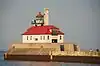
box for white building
[22,8,64,43]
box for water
[0,51,99,66]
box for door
[60,45,64,51]
[52,39,57,43]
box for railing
[51,51,100,57]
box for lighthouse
[4,8,97,64]
[22,8,64,43]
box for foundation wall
[64,44,75,51]
[12,43,60,51]
[11,43,79,51]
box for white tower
[44,8,49,26]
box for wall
[22,35,64,43]
[52,51,99,56]
[76,45,80,51]
[58,35,64,43]
[11,43,77,51]
[64,44,75,51]
[22,35,51,43]
[12,43,61,51]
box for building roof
[22,25,64,35]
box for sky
[0,0,100,50]
[0,0,100,66]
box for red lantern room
[36,12,44,18]
[31,12,44,26]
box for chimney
[44,8,49,26]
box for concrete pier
[4,48,100,64]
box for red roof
[22,25,64,35]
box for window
[40,36,42,40]
[27,36,28,40]
[52,39,57,43]
[47,36,49,40]
[35,38,38,41]
[43,36,45,40]
[30,36,32,40]
[60,36,62,40]
[35,25,37,26]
